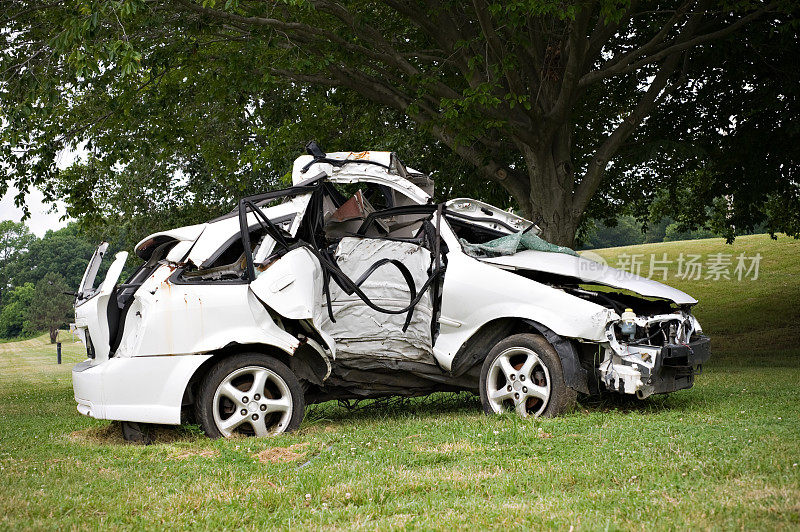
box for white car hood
[481,250,697,305]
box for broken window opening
[237,182,448,334]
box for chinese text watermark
[578,252,762,281]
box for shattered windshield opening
[460,227,578,258]
[445,211,576,258]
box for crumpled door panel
[249,247,323,321]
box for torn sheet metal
[134,224,206,260]
[316,237,436,368]
[186,194,311,267]
[292,151,431,205]
[445,198,532,234]
[77,241,109,299]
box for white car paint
[293,152,431,205]
[481,250,697,305]
[432,222,615,371]
[77,241,108,299]
[445,198,533,234]
[134,223,206,258]
[73,354,212,424]
[74,251,128,361]
[186,195,311,267]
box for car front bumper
[599,333,711,397]
[650,335,711,394]
[658,335,712,369]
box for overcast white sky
[0,146,83,237]
[0,187,69,237]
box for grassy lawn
[1,234,798,530]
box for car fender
[446,316,591,395]
[434,251,613,371]
[520,319,590,394]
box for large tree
[28,272,73,343]
[1,0,797,246]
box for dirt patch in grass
[69,422,192,445]
[253,443,309,463]
[173,449,219,459]
[413,440,479,453]
[69,423,127,445]
[720,478,800,512]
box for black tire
[479,333,576,418]
[195,353,305,438]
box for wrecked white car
[71,147,711,439]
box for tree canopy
[0,220,36,304]
[1,0,798,246]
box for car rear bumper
[72,354,213,425]
[72,359,102,418]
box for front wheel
[479,333,576,418]
[196,354,305,438]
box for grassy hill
[0,234,798,530]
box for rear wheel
[479,333,576,418]
[196,354,305,438]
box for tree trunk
[49,327,58,344]
[515,127,582,248]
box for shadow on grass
[305,391,483,424]
[304,388,701,426]
[69,421,203,446]
[577,390,698,414]
[69,389,702,444]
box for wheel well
[450,317,541,377]
[449,317,590,394]
[180,343,292,415]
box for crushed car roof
[135,151,431,264]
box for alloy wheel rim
[212,365,293,437]
[486,347,551,417]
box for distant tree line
[580,214,771,249]
[0,220,111,341]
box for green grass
[1,234,798,530]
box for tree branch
[574,53,682,211]
[544,4,593,128]
[579,1,776,88]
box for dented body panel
[432,241,614,371]
[119,278,300,358]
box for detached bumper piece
[651,335,711,394]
